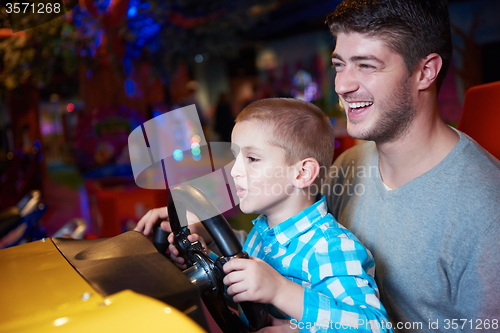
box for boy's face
[230,120,295,217]
[332,32,417,143]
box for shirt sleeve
[299,234,392,333]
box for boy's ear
[293,158,320,189]
[417,53,442,91]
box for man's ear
[417,53,443,91]
[293,158,320,189]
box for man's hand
[134,207,171,236]
[134,207,207,238]
[134,207,213,270]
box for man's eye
[332,62,344,73]
[360,64,376,70]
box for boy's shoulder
[306,213,364,247]
[294,199,371,253]
[291,199,364,248]
[290,213,375,275]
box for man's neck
[376,101,459,189]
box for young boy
[137,98,391,332]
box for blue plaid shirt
[243,195,392,333]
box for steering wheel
[153,184,268,333]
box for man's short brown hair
[326,0,452,91]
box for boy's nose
[230,154,244,178]
[335,67,360,96]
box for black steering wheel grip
[153,184,268,333]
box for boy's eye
[247,156,259,162]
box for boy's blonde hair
[236,98,335,178]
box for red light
[66,103,75,112]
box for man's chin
[346,127,369,141]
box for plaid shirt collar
[251,195,329,247]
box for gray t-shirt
[325,131,500,332]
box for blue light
[94,33,102,48]
[98,0,110,11]
[148,41,158,52]
[124,58,133,74]
[192,153,201,161]
[127,6,137,18]
[125,78,136,97]
[173,149,184,161]
[150,23,160,34]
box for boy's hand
[223,258,304,320]
[167,232,209,270]
[222,257,284,304]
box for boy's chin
[238,201,254,214]
[239,205,251,214]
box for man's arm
[454,218,500,327]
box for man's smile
[345,100,374,117]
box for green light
[192,147,201,156]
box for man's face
[230,120,294,217]
[332,32,416,143]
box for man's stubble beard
[349,76,416,144]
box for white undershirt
[383,181,393,191]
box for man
[136,1,500,331]
[324,0,500,332]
